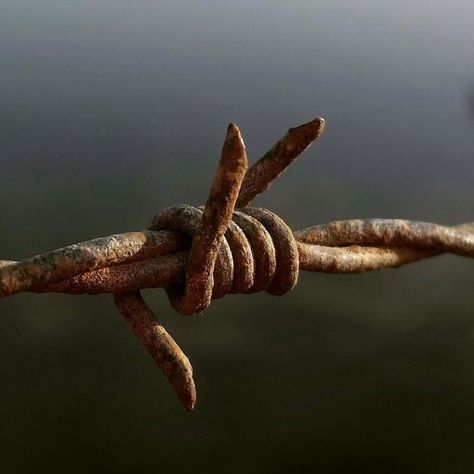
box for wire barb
[153,123,248,315]
[1,117,473,411]
[236,117,325,208]
[114,291,196,410]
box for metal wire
[1,117,472,410]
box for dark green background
[1,1,474,472]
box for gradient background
[1,1,474,472]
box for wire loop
[4,116,473,412]
[150,205,299,314]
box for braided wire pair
[114,120,324,409]
[2,116,474,410]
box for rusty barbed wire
[1,117,473,411]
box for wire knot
[150,205,299,315]
[3,117,474,411]
[0,117,332,409]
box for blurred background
[1,1,474,472]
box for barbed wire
[1,117,473,410]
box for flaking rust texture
[114,291,196,410]
[156,123,249,316]
[1,117,473,410]
[0,230,188,297]
[236,118,325,208]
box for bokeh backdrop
[1,1,474,472]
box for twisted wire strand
[1,116,472,411]
[296,220,474,272]
[150,205,299,305]
[3,219,474,296]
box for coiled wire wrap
[2,116,474,412]
[150,205,299,314]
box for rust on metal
[1,118,473,410]
[114,291,196,411]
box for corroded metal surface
[114,291,196,411]
[2,118,473,410]
[236,117,325,207]
[0,230,188,297]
